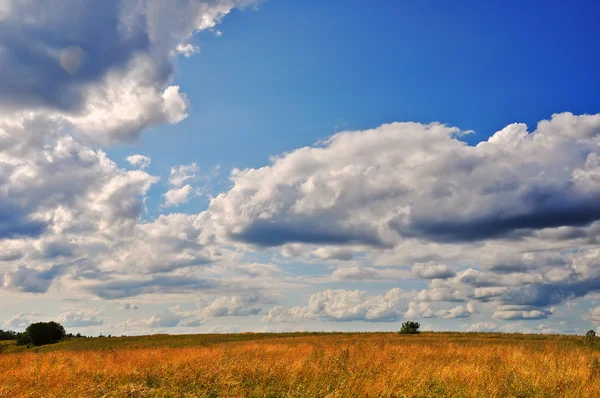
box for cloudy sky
[2,0,600,336]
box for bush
[16,322,66,346]
[400,321,421,334]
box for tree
[586,330,597,344]
[399,321,421,334]
[16,322,66,346]
[0,329,19,340]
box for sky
[1,0,600,336]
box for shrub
[17,322,66,346]
[400,321,421,334]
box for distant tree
[16,322,66,346]
[586,330,597,344]
[16,331,32,346]
[399,321,421,334]
[0,329,19,340]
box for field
[1,332,600,397]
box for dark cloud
[0,207,48,239]
[232,220,387,247]
[397,193,600,243]
[2,263,68,293]
[0,0,151,111]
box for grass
[1,332,599,397]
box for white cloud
[412,262,456,279]
[163,184,193,207]
[206,113,600,255]
[127,155,151,170]
[263,288,410,323]
[169,163,199,187]
[3,312,40,329]
[57,310,104,327]
[123,295,262,329]
[405,302,471,319]
[493,309,550,320]
[199,295,261,317]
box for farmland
[1,332,599,397]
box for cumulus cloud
[412,263,456,279]
[127,155,151,170]
[2,264,67,293]
[493,309,551,320]
[262,288,410,323]
[0,0,258,144]
[199,295,261,317]
[57,309,104,327]
[405,302,471,319]
[163,184,193,207]
[0,115,162,295]
[3,312,40,329]
[124,295,262,329]
[206,113,600,250]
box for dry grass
[1,332,599,397]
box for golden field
[1,332,600,397]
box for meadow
[1,332,599,397]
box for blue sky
[108,0,600,215]
[2,0,600,335]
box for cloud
[583,306,600,327]
[127,155,151,170]
[2,264,68,293]
[163,184,193,207]
[199,295,261,317]
[57,310,104,327]
[124,295,262,329]
[412,263,456,279]
[493,309,551,320]
[0,0,258,144]
[206,113,600,249]
[3,312,40,329]
[147,309,189,328]
[405,302,471,319]
[262,288,410,323]
[332,266,410,281]
[169,163,199,187]
[86,274,222,299]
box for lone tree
[16,322,66,346]
[586,330,597,344]
[399,321,421,334]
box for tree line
[0,322,91,347]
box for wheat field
[1,332,599,397]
